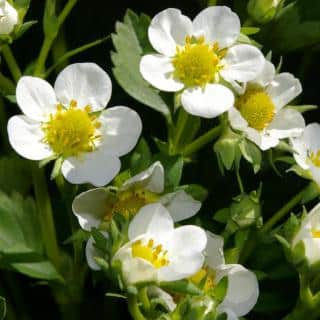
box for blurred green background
[2,0,320,319]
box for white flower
[112,203,207,285]
[292,202,320,265]
[72,161,201,231]
[229,59,305,150]
[291,123,320,186]
[8,63,142,187]
[0,0,18,35]
[190,232,259,320]
[140,6,264,118]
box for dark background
[3,0,320,319]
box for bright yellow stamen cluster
[309,150,320,168]
[172,35,226,87]
[132,239,169,268]
[311,229,320,238]
[104,189,160,221]
[236,87,276,131]
[42,100,101,157]
[189,267,215,292]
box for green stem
[172,108,189,152]
[34,0,78,76]
[128,295,146,320]
[236,169,244,193]
[261,184,315,234]
[1,45,22,82]
[138,287,151,313]
[0,73,15,95]
[32,164,61,269]
[45,35,110,77]
[182,124,223,156]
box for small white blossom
[229,59,305,150]
[292,202,320,265]
[8,63,142,186]
[112,203,207,285]
[140,6,265,118]
[0,0,18,35]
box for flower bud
[247,0,282,24]
[0,1,18,35]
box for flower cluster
[3,2,320,320]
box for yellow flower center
[42,100,101,157]
[311,229,320,238]
[309,150,320,168]
[172,35,226,87]
[132,239,169,268]
[189,267,215,292]
[236,87,276,131]
[104,189,160,221]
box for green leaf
[12,261,63,281]
[153,155,184,190]
[239,139,262,173]
[0,297,5,320]
[0,192,41,255]
[111,10,170,116]
[130,138,152,175]
[263,1,320,52]
[160,280,202,295]
[15,20,37,39]
[213,208,230,224]
[0,155,32,195]
[241,26,260,35]
[177,184,208,202]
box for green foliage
[43,0,59,38]
[111,10,170,116]
[262,0,320,52]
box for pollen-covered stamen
[189,267,215,292]
[42,100,101,158]
[103,189,160,221]
[236,87,275,131]
[131,238,169,268]
[309,150,320,168]
[172,35,226,87]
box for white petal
[113,245,157,285]
[303,123,320,153]
[85,233,108,271]
[267,73,302,110]
[267,108,305,139]
[61,150,121,187]
[217,264,259,317]
[220,44,264,83]
[148,8,193,56]
[0,1,18,34]
[128,203,174,243]
[148,286,176,312]
[290,136,309,170]
[160,190,201,222]
[205,231,225,269]
[181,84,234,118]
[193,6,240,48]
[140,54,183,92]
[99,106,142,157]
[169,225,207,257]
[7,115,53,160]
[16,77,57,121]
[253,60,276,87]
[54,63,112,111]
[159,251,205,282]
[72,188,111,231]
[309,164,320,188]
[246,127,279,151]
[228,107,248,131]
[122,161,165,193]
